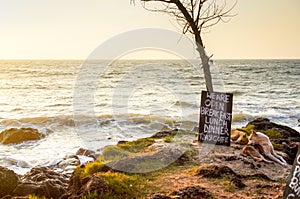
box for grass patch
[272,142,282,151]
[117,138,155,153]
[81,191,99,199]
[222,183,236,193]
[262,129,282,139]
[276,178,286,183]
[97,138,155,163]
[98,145,131,163]
[74,161,107,178]
[164,136,172,143]
[207,174,236,193]
[28,195,46,199]
[97,171,139,198]
[82,161,105,177]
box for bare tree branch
[133,0,237,92]
[138,0,236,40]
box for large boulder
[12,166,68,198]
[0,128,45,145]
[61,174,109,199]
[106,146,184,173]
[247,118,299,139]
[0,166,19,197]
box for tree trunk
[195,36,214,93]
[170,0,214,92]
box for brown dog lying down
[242,145,272,163]
[244,130,287,166]
[231,129,249,145]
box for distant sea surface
[0,59,299,174]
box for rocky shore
[0,118,299,198]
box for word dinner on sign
[198,91,233,146]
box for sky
[0,0,299,60]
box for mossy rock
[76,161,111,177]
[272,142,282,151]
[247,118,299,139]
[117,138,155,153]
[262,128,282,139]
[98,145,131,163]
[67,169,140,198]
[151,129,178,139]
[97,137,155,164]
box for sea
[0,59,299,174]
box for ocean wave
[47,103,70,108]
[2,157,31,168]
[174,101,198,108]
[0,115,75,127]
[0,114,178,131]
[228,90,243,96]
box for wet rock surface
[52,155,81,177]
[0,150,92,198]
[76,148,96,158]
[0,128,45,145]
[248,118,299,139]
[0,166,19,197]
[12,166,68,198]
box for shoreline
[0,117,299,198]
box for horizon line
[0,58,300,61]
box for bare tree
[132,0,236,92]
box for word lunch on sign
[198,91,233,146]
[283,148,300,199]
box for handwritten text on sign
[283,148,300,199]
[198,91,233,146]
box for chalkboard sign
[198,91,233,146]
[283,147,300,199]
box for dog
[242,145,272,163]
[247,130,286,166]
[231,129,249,145]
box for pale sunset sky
[0,0,299,59]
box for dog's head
[247,130,257,145]
[236,133,249,145]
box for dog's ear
[250,130,256,135]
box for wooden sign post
[283,147,300,199]
[198,91,233,146]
